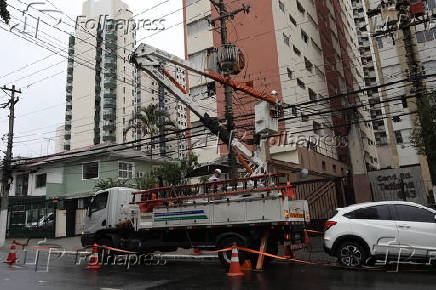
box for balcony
[102,135,116,142]
[105,52,117,59]
[68,49,74,56]
[104,72,117,78]
[66,104,72,111]
[64,145,71,151]
[67,76,73,83]
[103,124,116,131]
[66,93,72,102]
[104,62,117,70]
[64,134,71,140]
[67,67,73,74]
[66,85,73,93]
[106,33,117,42]
[103,113,116,120]
[65,124,71,131]
[68,36,75,46]
[103,102,116,109]
[104,80,117,89]
[104,93,116,99]
[105,42,117,50]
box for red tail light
[324,221,337,232]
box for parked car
[324,201,436,267]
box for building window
[297,78,305,89]
[313,121,321,134]
[289,14,297,26]
[394,130,403,144]
[296,1,305,14]
[283,33,290,46]
[287,68,293,79]
[15,174,29,196]
[278,0,284,12]
[308,88,317,100]
[293,45,301,56]
[301,29,308,43]
[322,161,326,171]
[83,162,99,180]
[35,173,47,188]
[119,162,134,179]
[304,57,313,72]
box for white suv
[324,201,436,267]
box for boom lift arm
[130,43,283,176]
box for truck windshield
[89,191,109,214]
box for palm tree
[124,104,176,158]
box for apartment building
[352,0,399,169]
[184,0,379,201]
[63,0,186,159]
[364,0,435,193]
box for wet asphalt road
[1,250,436,290]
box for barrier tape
[8,240,435,273]
[305,229,323,235]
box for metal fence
[294,178,347,222]
[7,198,57,238]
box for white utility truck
[81,173,310,266]
[81,43,311,266]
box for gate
[7,197,57,238]
[293,178,348,229]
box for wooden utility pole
[0,85,21,247]
[209,0,250,179]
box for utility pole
[209,0,250,179]
[367,0,436,193]
[0,85,21,247]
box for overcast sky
[0,0,184,157]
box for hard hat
[215,169,222,174]
[271,90,278,96]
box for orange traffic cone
[4,243,18,265]
[283,241,294,259]
[240,259,253,271]
[226,245,244,277]
[192,247,202,255]
[303,230,311,244]
[86,244,102,270]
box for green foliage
[94,178,130,190]
[0,0,10,25]
[132,175,158,190]
[124,104,176,138]
[410,91,436,160]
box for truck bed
[135,195,309,230]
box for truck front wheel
[217,236,249,268]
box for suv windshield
[89,191,109,214]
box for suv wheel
[337,241,367,267]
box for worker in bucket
[208,168,222,182]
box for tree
[94,178,130,190]
[132,175,158,190]
[0,0,9,24]
[153,154,200,187]
[410,90,436,185]
[124,104,176,158]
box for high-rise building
[184,0,379,201]
[352,0,399,169]
[362,0,436,193]
[63,0,186,159]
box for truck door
[83,191,109,234]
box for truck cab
[81,187,136,247]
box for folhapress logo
[75,15,166,34]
